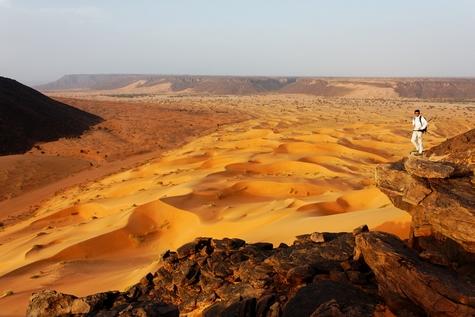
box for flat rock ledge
[404,155,456,179]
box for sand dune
[297,187,390,216]
[0,94,474,316]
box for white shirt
[412,115,428,131]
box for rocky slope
[35,75,294,95]
[26,129,475,316]
[27,228,390,317]
[0,77,102,155]
[395,79,475,99]
[425,127,475,168]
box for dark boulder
[355,231,475,317]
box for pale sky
[1,0,475,85]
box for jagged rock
[418,178,475,252]
[404,155,455,178]
[298,232,340,244]
[352,224,369,236]
[256,294,277,317]
[27,290,91,317]
[425,128,475,170]
[355,231,475,317]
[286,264,316,284]
[311,232,342,243]
[26,289,178,317]
[27,227,475,317]
[94,302,179,317]
[309,300,344,317]
[211,238,246,251]
[418,249,451,266]
[146,232,374,314]
[375,162,432,207]
[27,232,383,316]
[376,160,475,255]
[365,128,475,315]
[176,237,211,258]
[282,280,380,317]
[203,297,266,317]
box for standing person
[411,109,428,155]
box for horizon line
[35,73,475,84]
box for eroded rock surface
[26,289,179,317]
[27,234,387,317]
[403,155,456,178]
[425,128,475,169]
[376,130,475,255]
[365,129,475,316]
[355,231,475,317]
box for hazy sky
[1,0,475,85]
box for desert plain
[1,81,474,316]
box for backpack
[419,116,428,133]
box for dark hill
[0,77,102,155]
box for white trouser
[411,131,423,153]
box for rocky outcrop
[376,160,475,254]
[375,129,475,257]
[426,128,475,170]
[26,290,179,317]
[28,227,475,317]
[27,230,475,317]
[27,231,393,317]
[355,231,475,317]
[361,129,475,316]
[403,155,456,178]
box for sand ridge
[0,95,474,316]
